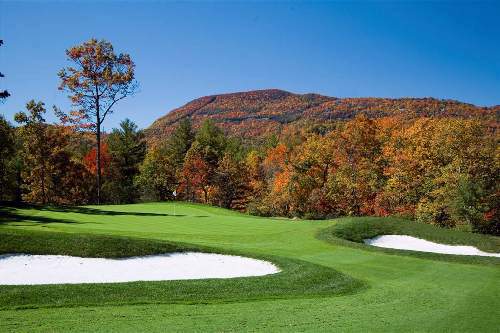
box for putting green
[1,203,499,332]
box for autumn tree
[262,143,288,179]
[378,117,499,234]
[267,168,293,216]
[213,152,249,209]
[416,120,497,231]
[42,127,93,205]
[245,150,266,203]
[15,101,91,204]
[0,40,10,102]
[180,150,211,202]
[58,38,137,204]
[83,143,111,177]
[253,143,292,216]
[15,101,50,203]
[287,134,336,217]
[327,115,383,216]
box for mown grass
[0,228,198,258]
[0,203,499,332]
[0,227,363,310]
[318,216,500,265]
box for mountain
[146,89,499,142]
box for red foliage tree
[180,152,211,203]
[83,143,111,176]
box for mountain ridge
[146,89,499,142]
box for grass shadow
[0,206,80,225]
[39,205,215,218]
[39,206,181,217]
[0,204,210,226]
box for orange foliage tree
[58,39,137,204]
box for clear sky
[1,1,499,130]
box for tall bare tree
[58,38,137,203]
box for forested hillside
[1,88,498,235]
[146,89,499,143]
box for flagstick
[173,190,177,216]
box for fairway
[1,202,499,332]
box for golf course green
[1,202,499,332]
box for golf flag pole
[173,190,177,216]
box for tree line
[1,111,498,235]
[0,38,498,235]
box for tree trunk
[347,149,359,215]
[96,97,101,205]
[96,122,101,205]
[203,187,208,203]
[41,161,46,204]
[15,164,22,202]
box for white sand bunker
[364,235,500,257]
[0,252,280,285]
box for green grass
[0,202,499,332]
[0,228,362,309]
[0,227,199,258]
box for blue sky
[1,1,499,129]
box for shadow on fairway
[39,206,175,217]
[0,206,82,225]
[39,206,212,218]
[0,205,211,226]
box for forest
[0,39,498,235]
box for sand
[0,252,280,285]
[364,235,500,257]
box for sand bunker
[0,252,280,285]
[364,235,500,257]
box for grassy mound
[318,216,500,264]
[0,228,199,258]
[0,228,364,310]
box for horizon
[1,1,499,130]
[159,87,500,106]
